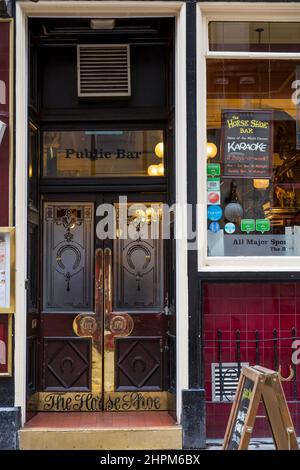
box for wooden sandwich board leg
[262,376,298,450]
[254,365,298,450]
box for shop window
[209,22,300,53]
[42,129,164,178]
[206,24,300,259]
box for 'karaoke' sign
[221,110,273,178]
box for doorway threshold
[19,412,182,450]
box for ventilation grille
[211,362,249,402]
[77,44,131,98]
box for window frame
[197,3,300,272]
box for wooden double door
[28,194,173,413]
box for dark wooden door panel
[43,337,91,391]
[41,314,78,337]
[116,336,164,391]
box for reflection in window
[209,22,300,52]
[43,130,164,178]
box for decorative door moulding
[0,227,15,314]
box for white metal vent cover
[211,362,249,402]
[77,44,131,98]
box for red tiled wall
[204,282,300,439]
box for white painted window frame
[15,1,188,425]
[197,2,300,272]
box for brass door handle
[95,248,104,314]
[104,247,112,315]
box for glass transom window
[43,130,164,178]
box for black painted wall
[39,44,168,121]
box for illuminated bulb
[155,142,164,159]
[148,164,159,176]
[157,163,164,176]
[146,207,153,217]
[29,164,33,178]
[253,179,270,190]
[207,142,218,159]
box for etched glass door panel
[43,203,94,312]
[113,203,164,312]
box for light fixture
[157,163,164,176]
[147,163,164,176]
[133,206,162,225]
[253,179,270,190]
[0,120,7,146]
[90,19,115,30]
[148,164,159,176]
[207,142,218,159]
[154,142,164,159]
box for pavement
[206,438,300,450]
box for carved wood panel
[43,338,91,391]
[115,337,163,391]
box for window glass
[209,22,300,52]
[207,59,300,256]
[42,130,164,178]
[43,203,94,312]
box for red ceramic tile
[261,283,281,298]
[246,299,264,316]
[231,315,247,331]
[243,283,264,298]
[280,298,296,315]
[246,315,264,331]
[228,300,246,317]
[228,283,247,298]
[204,315,214,331]
[213,299,231,315]
[203,298,214,315]
[295,299,300,315]
[280,283,296,298]
[213,315,230,330]
[205,283,233,299]
[203,283,213,297]
[204,331,215,342]
[263,314,279,331]
[263,298,280,316]
[295,284,300,297]
[279,315,296,331]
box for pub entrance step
[19,411,182,450]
